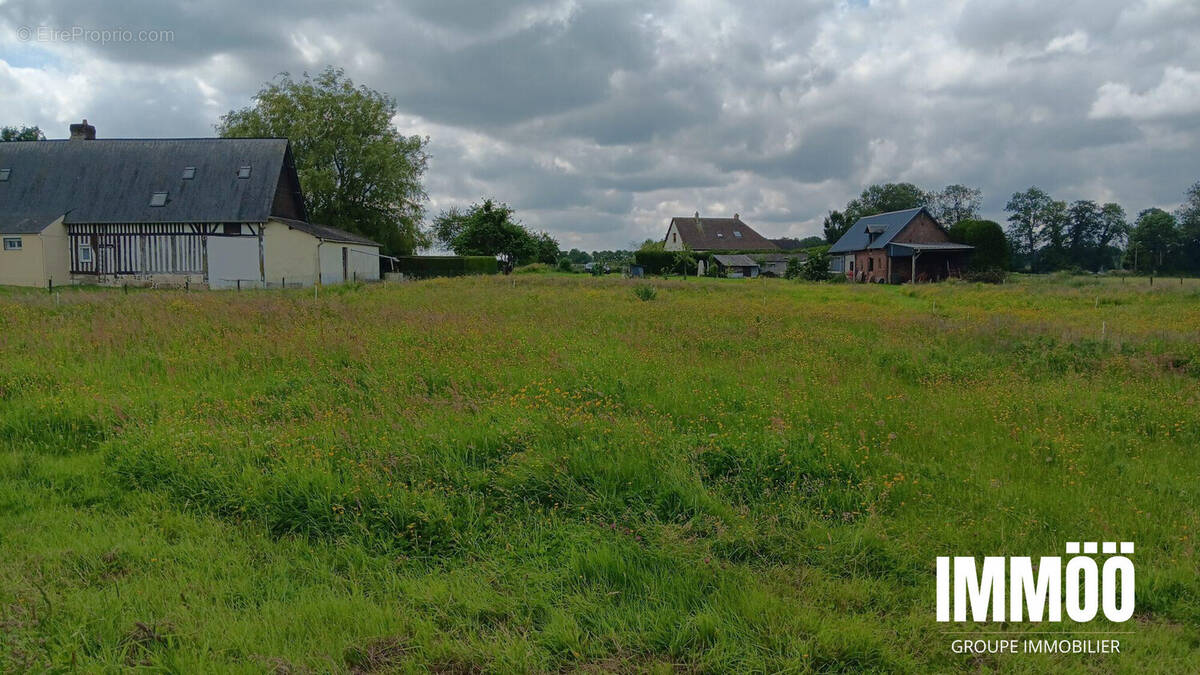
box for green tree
[591,250,634,266]
[533,232,561,265]
[784,256,803,280]
[822,210,849,244]
[775,235,825,250]
[1177,182,1200,274]
[672,248,697,277]
[1066,200,1102,265]
[217,67,430,256]
[948,220,1010,271]
[930,184,982,226]
[843,183,932,227]
[1129,208,1179,272]
[566,248,592,264]
[1039,200,1070,270]
[432,199,556,266]
[800,247,832,281]
[1064,200,1128,271]
[1004,187,1054,266]
[1,125,44,141]
[1095,203,1129,271]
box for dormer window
[0,168,10,182]
[237,166,251,179]
[733,230,743,238]
[182,167,196,180]
[716,233,724,238]
[149,191,168,207]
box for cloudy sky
[2,1,1198,249]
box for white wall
[263,220,319,286]
[346,245,380,281]
[207,236,261,289]
[319,243,380,284]
[664,222,682,251]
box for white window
[3,237,21,250]
[79,243,93,263]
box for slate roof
[829,207,933,254]
[273,217,379,247]
[0,214,66,235]
[712,254,760,267]
[0,138,301,233]
[668,216,779,251]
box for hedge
[395,256,499,278]
[634,250,714,275]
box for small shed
[756,252,805,277]
[712,254,760,278]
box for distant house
[756,252,804,277]
[711,254,760,278]
[664,213,779,253]
[828,207,972,283]
[663,212,784,275]
[0,120,380,289]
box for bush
[963,267,1008,284]
[949,220,1010,271]
[633,284,657,301]
[634,250,679,275]
[800,249,832,281]
[784,257,803,280]
[395,256,498,278]
[556,258,573,272]
[514,263,552,274]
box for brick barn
[828,207,972,283]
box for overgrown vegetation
[1,276,1197,671]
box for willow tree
[218,67,429,255]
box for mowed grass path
[0,275,1197,672]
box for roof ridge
[858,206,925,219]
[7,137,290,143]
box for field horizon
[1,274,1197,672]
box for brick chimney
[69,119,96,140]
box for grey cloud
[1,0,1199,250]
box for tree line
[820,181,1200,274]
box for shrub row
[634,250,715,275]
[395,256,498,278]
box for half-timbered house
[0,121,380,288]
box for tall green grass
[0,275,1197,671]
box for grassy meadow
[1,274,1198,672]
